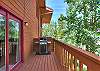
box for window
[9,19,21,69]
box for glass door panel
[0,14,6,71]
[8,19,20,68]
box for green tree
[42,0,100,55]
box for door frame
[0,6,24,71]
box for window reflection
[9,19,20,68]
[0,14,6,71]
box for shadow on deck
[12,53,67,71]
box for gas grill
[38,37,49,55]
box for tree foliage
[42,0,100,55]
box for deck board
[12,53,67,71]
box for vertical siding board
[0,0,24,19]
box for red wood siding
[0,0,39,61]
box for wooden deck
[12,53,67,71]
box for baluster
[62,48,64,66]
[74,57,77,71]
[61,46,63,65]
[68,52,70,70]
[57,44,61,64]
[65,50,68,68]
[64,49,66,67]
[65,50,67,68]
[55,42,57,56]
[66,51,68,68]
[70,54,73,71]
[79,61,83,71]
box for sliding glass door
[0,8,22,71]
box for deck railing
[53,39,100,71]
[33,37,100,71]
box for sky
[46,0,67,21]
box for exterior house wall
[0,0,39,61]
